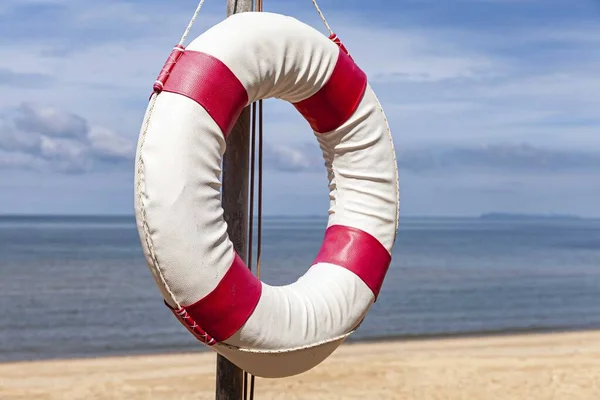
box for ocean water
[1,215,600,362]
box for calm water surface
[1,215,599,361]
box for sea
[1,215,600,362]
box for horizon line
[0,213,596,220]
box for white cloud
[0,103,133,173]
[261,140,600,173]
[0,150,44,170]
[88,126,134,160]
[264,142,321,172]
[14,102,88,139]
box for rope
[245,4,263,398]
[178,0,206,46]
[245,101,260,400]
[248,103,257,273]
[135,94,182,310]
[246,98,263,400]
[247,100,263,282]
[256,99,263,280]
[310,0,333,36]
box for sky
[0,0,599,217]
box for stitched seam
[175,307,217,346]
[135,93,181,309]
[370,88,400,243]
[217,329,355,353]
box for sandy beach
[1,330,599,399]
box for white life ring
[134,11,399,378]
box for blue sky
[0,0,599,216]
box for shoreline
[350,322,600,343]
[1,329,599,399]
[4,323,600,365]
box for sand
[1,330,600,399]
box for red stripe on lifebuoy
[293,48,368,134]
[162,50,248,137]
[180,252,262,342]
[312,225,391,299]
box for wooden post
[217,1,254,399]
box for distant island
[479,213,582,221]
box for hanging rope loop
[179,0,207,46]
[310,0,333,36]
[310,0,353,58]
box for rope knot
[329,33,353,60]
[152,45,185,97]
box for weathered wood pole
[217,0,254,399]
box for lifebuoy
[134,11,399,378]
